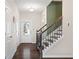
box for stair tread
[58,30,62,31]
[46,39,53,43]
[54,33,62,35]
[50,36,58,39]
[43,42,49,47]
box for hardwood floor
[42,58,73,59]
[13,43,73,59]
[13,43,40,59]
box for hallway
[5,0,73,59]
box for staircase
[36,19,62,59]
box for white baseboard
[43,54,73,58]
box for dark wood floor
[13,43,73,59]
[13,43,40,59]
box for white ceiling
[15,0,52,12]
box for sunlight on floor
[23,48,30,59]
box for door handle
[9,35,12,38]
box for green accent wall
[47,1,62,34]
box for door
[5,4,16,59]
[20,20,32,43]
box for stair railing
[37,24,47,32]
[36,18,62,59]
[36,24,47,59]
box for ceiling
[15,0,52,12]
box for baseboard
[12,47,17,59]
[42,58,73,59]
[20,42,36,44]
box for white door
[5,4,16,59]
[20,20,32,43]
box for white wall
[62,0,73,56]
[19,11,43,43]
[41,8,47,26]
[5,0,20,59]
[43,0,73,58]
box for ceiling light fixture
[23,4,41,12]
[29,8,35,12]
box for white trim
[43,54,73,58]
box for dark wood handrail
[37,24,47,32]
[42,19,62,33]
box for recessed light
[29,8,35,12]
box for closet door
[5,5,14,59]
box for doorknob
[9,35,12,38]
